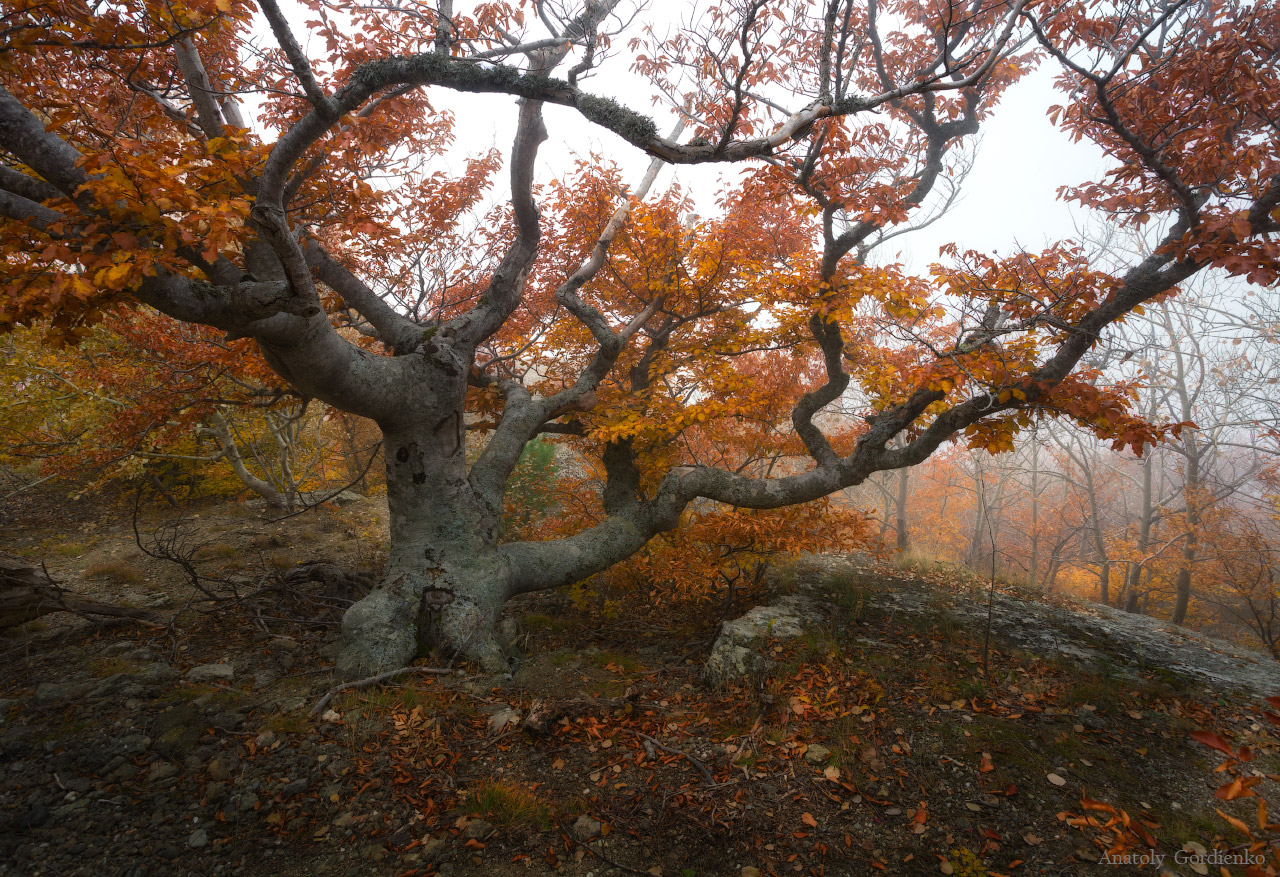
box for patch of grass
[52,539,94,557]
[523,612,567,634]
[585,679,628,698]
[83,558,145,585]
[164,684,246,708]
[87,655,136,677]
[771,564,800,596]
[266,550,295,572]
[896,549,943,576]
[250,533,286,551]
[909,610,964,642]
[194,543,238,560]
[1064,677,1122,713]
[1152,804,1221,848]
[262,712,309,735]
[348,681,433,712]
[1143,666,1197,697]
[590,650,641,672]
[823,570,872,620]
[800,627,843,659]
[468,778,552,830]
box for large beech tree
[0,0,1276,676]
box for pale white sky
[422,67,1110,277]
[271,3,1112,279]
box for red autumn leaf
[1189,730,1235,756]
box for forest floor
[1,492,1278,877]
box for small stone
[803,744,831,765]
[209,712,244,732]
[34,681,89,707]
[20,804,50,828]
[186,664,235,685]
[207,758,231,781]
[320,710,341,723]
[282,778,309,797]
[573,814,603,840]
[419,836,448,863]
[463,818,495,841]
[333,811,356,829]
[134,663,178,685]
[742,869,762,877]
[151,703,203,758]
[188,828,209,849]
[206,782,228,805]
[148,761,179,782]
[254,730,277,748]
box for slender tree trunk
[1071,437,1111,605]
[968,457,987,567]
[203,408,287,509]
[1029,439,1039,586]
[895,465,910,552]
[1164,301,1201,626]
[1123,453,1155,614]
[1171,441,1201,625]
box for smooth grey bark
[200,409,290,510]
[1162,304,1202,626]
[1029,437,1040,586]
[337,415,514,676]
[1077,444,1112,605]
[1123,451,1156,614]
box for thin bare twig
[309,665,461,718]
[558,821,653,876]
[636,731,716,786]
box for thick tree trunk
[335,416,513,678]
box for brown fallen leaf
[1047,773,1067,786]
[801,812,818,828]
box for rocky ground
[1,498,1278,877]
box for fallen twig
[522,688,640,736]
[559,821,653,876]
[309,665,459,718]
[636,731,716,786]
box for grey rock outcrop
[703,596,823,686]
